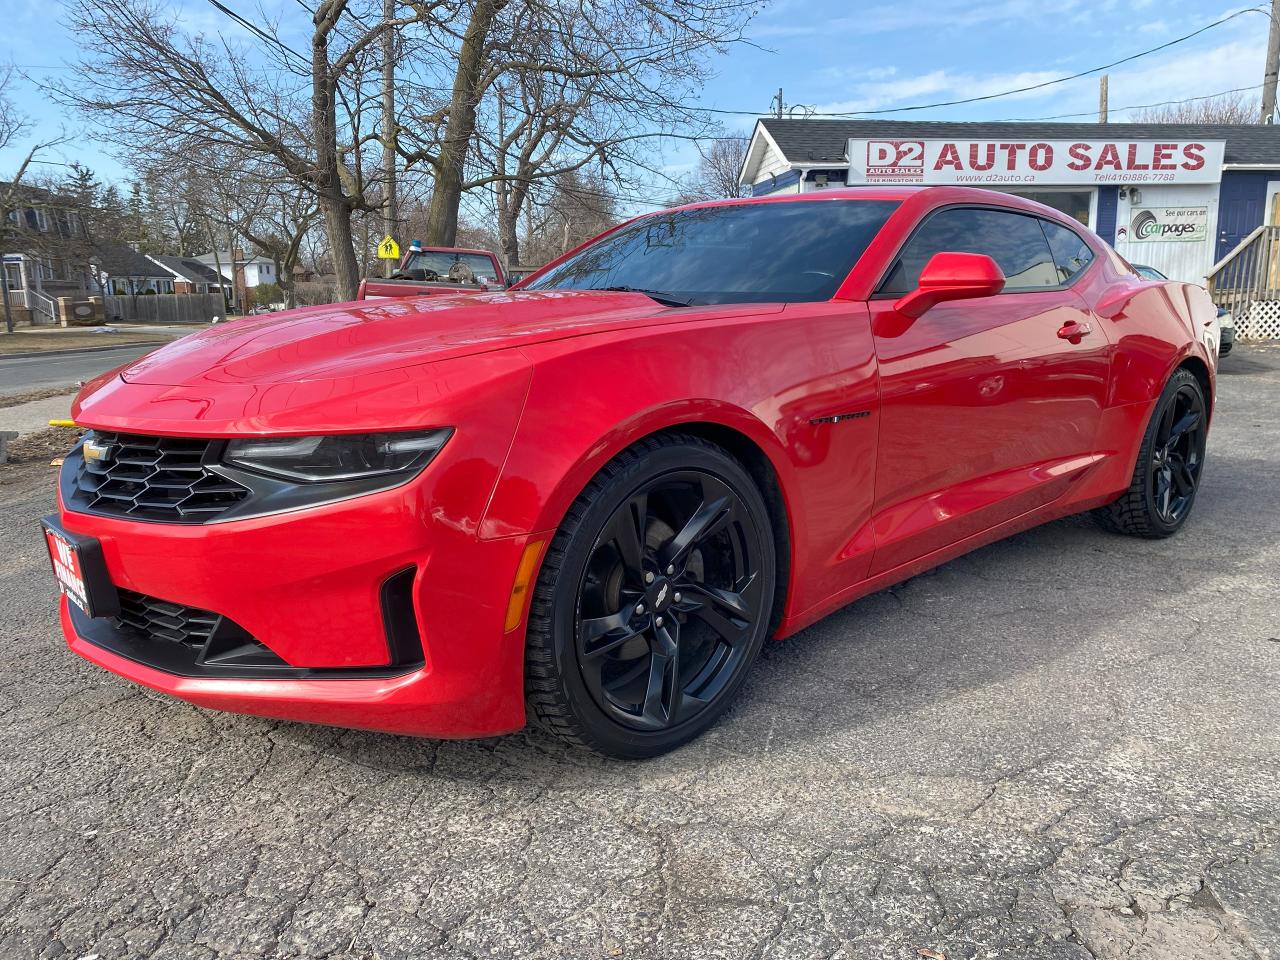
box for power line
[205,0,310,66]
[994,83,1266,122]
[697,5,1268,118]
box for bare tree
[0,65,28,153]
[1130,91,1262,124]
[1,67,71,333]
[58,0,441,300]
[397,0,758,247]
[671,136,750,204]
[520,170,618,266]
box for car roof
[672,185,1073,219]
[411,247,498,257]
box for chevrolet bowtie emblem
[82,439,112,463]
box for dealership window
[1000,190,1092,227]
[880,208,1059,295]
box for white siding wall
[1113,183,1220,284]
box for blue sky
[0,0,1270,202]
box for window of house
[880,207,1060,296]
[4,262,21,291]
[1040,220,1095,284]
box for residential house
[148,254,231,297]
[195,251,278,288]
[2,181,96,324]
[91,245,177,296]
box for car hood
[118,289,782,386]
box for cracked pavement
[1,346,1277,960]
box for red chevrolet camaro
[43,187,1217,757]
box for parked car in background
[356,244,507,300]
[45,187,1217,758]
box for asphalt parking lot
[1,347,1277,960]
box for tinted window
[880,208,1059,295]
[1041,220,1095,283]
[526,200,899,305]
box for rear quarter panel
[1072,260,1216,410]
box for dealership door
[1216,173,1270,261]
[867,207,1110,575]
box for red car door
[866,207,1111,575]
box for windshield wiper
[597,285,695,307]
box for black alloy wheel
[1094,368,1208,538]
[526,435,776,758]
[1148,381,1206,526]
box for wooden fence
[103,293,227,325]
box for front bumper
[54,479,542,739]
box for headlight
[224,429,452,482]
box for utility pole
[1098,75,1109,123]
[381,0,398,277]
[1263,0,1280,123]
[772,88,784,119]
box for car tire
[1093,368,1208,539]
[524,434,776,758]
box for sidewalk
[0,393,75,437]
[0,323,207,358]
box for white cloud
[809,68,1066,115]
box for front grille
[114,589,220,649]
[70,431,250,523]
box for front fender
[479,304,882,624]
[479,356,794,542]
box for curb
[0,340,170,361]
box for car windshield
[402,251,499,283]
[524,199,899,305]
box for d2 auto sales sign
[847,138,1226,186]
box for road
[0,347,1277,960]
[0,344,159,397]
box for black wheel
[1093,368,1208,538]
[525,434,776,758]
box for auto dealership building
[739,119,1280,297]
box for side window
[1040,220,1094,284]
[880,208,1060,295]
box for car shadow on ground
[264,443,1268,783]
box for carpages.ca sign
[847,139,1225,186]
[1117,206,1209,243]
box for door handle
[1057,320,1093,343]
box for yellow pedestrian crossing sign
[377,235,401,260]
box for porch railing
[1206,225,1280,322]
[4,287,58,323]
[26,289,58,324]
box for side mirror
[894,252,1005,319]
